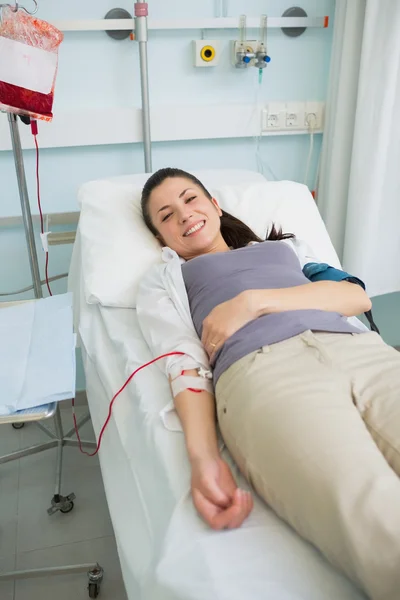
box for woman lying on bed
[136,167,400,600]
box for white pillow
[213,181,340,267]
[78,181,161,309]
[78,178,340,309]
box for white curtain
[318,0,400,297]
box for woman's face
[148,177,229,260]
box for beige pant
[215,331,400,600]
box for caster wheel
[87,564,103,598]
[88,583,100,598]
[60,500,74,514]
[47,493,76,516]
[12,423,25,429]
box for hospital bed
[68,170,367,600]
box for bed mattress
[77,297,366,600]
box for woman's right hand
[190,455,253,530]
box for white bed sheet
[77,295,366,600]
[70,169,366,600]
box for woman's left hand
[201,291,257,362]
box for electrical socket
[285,102,305,129]
[262,102,324,132]
[263,104,284,129]
[304,102,324,129]
[267,113,280,127]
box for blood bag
[0,6,63,121]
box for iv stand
[4,112,98,516]
[8,112,43,299]
[135,0,152,173]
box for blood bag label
[0,36,57,94]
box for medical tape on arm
[168,357,201,380]
[171,369,214,397]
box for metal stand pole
[7,113,43,299]
[7,113,77,515]
[53,404,64,497]
[135,1,152,173]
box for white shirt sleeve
[136,264,213,432]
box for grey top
[181,241,363,384]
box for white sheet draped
[318,0,400,297]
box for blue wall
[1,0,346,391]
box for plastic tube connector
[134,2,148,17]
[30,119,38,136]
[40,232,51,253]
[265,55,271,63]
[243,56,251,64]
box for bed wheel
[87,564,104,598]
[60,499,74,514]
[88,583,100,598]
[12,422,25,429]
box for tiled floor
[0,403,128,600]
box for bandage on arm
[169,369,219,463]
[170,368,213,397]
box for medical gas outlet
[232,40,271,68]
[193,40,220,67]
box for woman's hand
[191,455,253,530]
[201,291,257,362]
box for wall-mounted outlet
[304,101,324,129]
[262,102,325,132]
[285,102,305,129]
[231,40,260,67]
[193,40,220,67]
[267,113,280,127]
[263,103,285,130]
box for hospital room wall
[1,0,398,392]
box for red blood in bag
[0,81,54,119]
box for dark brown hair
[141,167,294,249]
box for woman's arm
[202,281,372,360]
[172,370,253,530]
[172,369,220,463]
[137,266,253,528]
[249,280,372,318]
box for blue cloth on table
[0,293,76,416]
